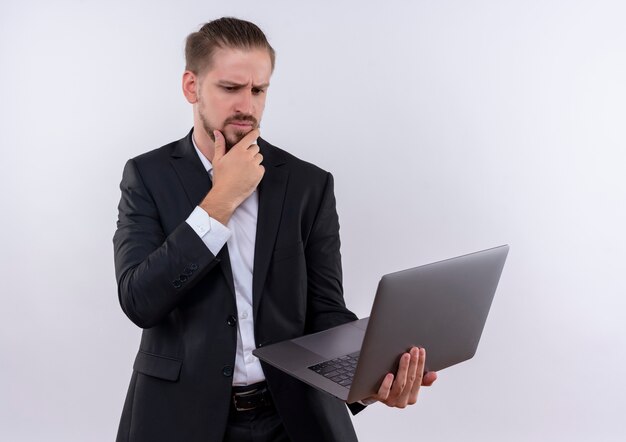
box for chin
[226,128,253,145]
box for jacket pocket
[133,350,182,381]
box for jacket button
[172,279,182,289]
[222,365,233,377]
[189,263,198,271]
[179,274,188,282]
[183,267,193,276]
[226,315,237,327]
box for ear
[182,70,199,104]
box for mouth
[227,121,254,129]
[224,115,258,131]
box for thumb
[213,130,226,160]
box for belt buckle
[233,388,260,412]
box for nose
[234,89,254,115]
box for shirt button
[222,365,233,377]
[240,311,248,319]
[226,315,237,326]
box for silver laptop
[253,245,509,403]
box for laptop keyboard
[308,352,360,388]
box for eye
[222,86,236,92]
[252,88,265,95]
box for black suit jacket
[113,130,361,442]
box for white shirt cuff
[358,398,377,406]
[186,206,231,256]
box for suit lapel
[169,129,236,298]
[253,139,289,320]
[169,130,211,207]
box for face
[191,47,272,150]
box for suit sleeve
[304,172,358,333]
[305,172,368,415]
[113,159,220,328]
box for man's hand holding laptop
[365,347,438,407]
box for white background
[1,0,625,440]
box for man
[113,17,436,442]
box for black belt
[231,381,273,412]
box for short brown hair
[185,17,276,75]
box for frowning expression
[193,47,272,150]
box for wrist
[200,190,236,225]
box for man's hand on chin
[363,347,437,408]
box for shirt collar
[191,132,213,175]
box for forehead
[203,47,273,84]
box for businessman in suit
[113,17,436,442]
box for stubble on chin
[201,116,256,152]
[225,128,253,150]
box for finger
[408,348,427,403]
[213,130,226,160]
[376,373,394,401]
[422,371,438,386]
[388,352,411,402]
[397,347,420,406]
[233,128,260,151]
[248,143,260,155]
[254,153,264,165]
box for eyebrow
[217,80,270,89]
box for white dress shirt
[185,137,265,386]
